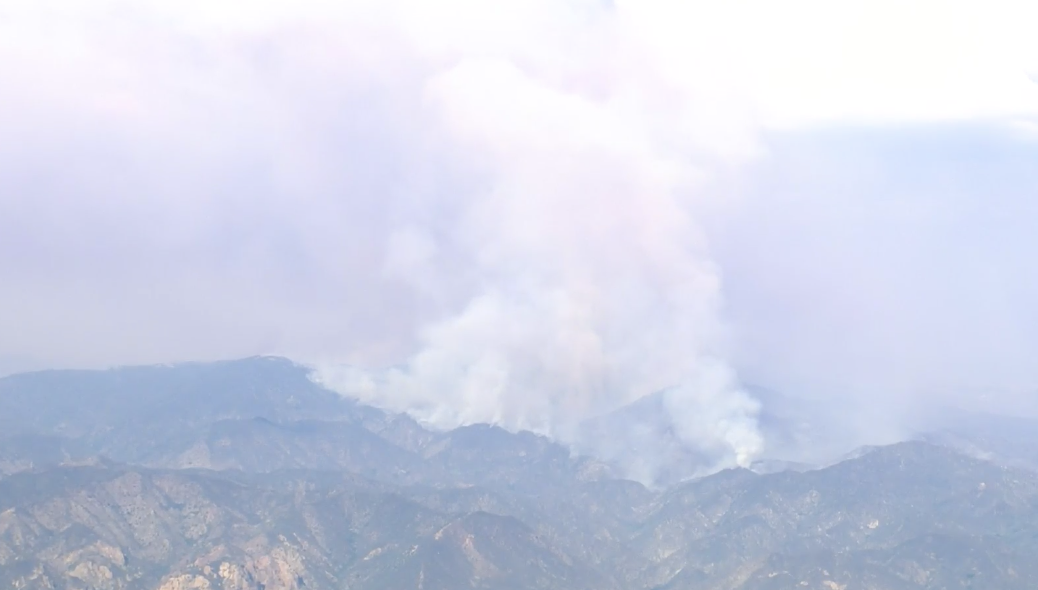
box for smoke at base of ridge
[4,1,1038,483]
[309,19,769,475]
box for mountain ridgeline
[2,357,1038,589]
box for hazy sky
[2,0,1038,465]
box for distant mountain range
[2,356,1038,589]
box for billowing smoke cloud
[301,2,772,473]
[310,0,1038,476]
[3,0,1038,481]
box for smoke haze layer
[3,0,1038,481]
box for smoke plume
[4,0,1038,482]
[312,5,767,474]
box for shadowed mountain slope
[3,358,1038,589]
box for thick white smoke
[311,0,1038,477]
[312,2,768,474]
[5,0,1038,481]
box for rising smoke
[312,2,768,477]
[4,0,1038,484]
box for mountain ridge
[3,357,1038,589]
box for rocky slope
[2,357,1038,589]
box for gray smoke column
[314,7,766,473]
